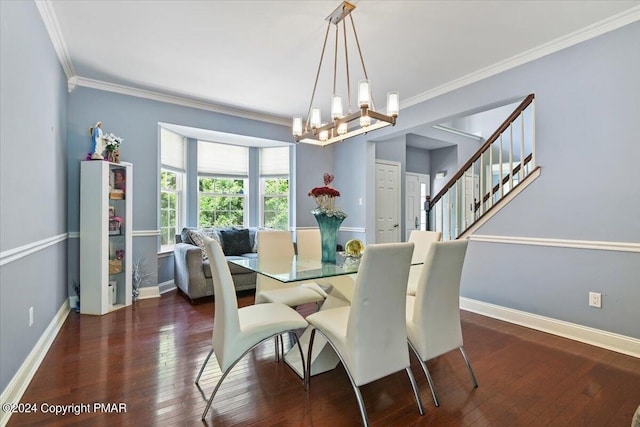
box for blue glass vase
[313,212,345,263]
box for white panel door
[375,161,400,243]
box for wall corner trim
[0,302,71,426]
[460,297,640,358]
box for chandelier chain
[333,25,338,96]
[343,18,352,113]
[349,14,375,110]
[306,21,332,130]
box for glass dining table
[228,252,363,378]
[228,251,361,283]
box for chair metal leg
[305,328,316,390]
[405,367,425,415]
[274,336,280,362]
[201,364,234,420]
[195,348,213,385]
[289,331,306,386]
[312,329,370,426]
[459,346,478,388]
[408,341,439,407]
[201,331,305,420]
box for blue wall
[335,21,640,338]
[0,1,69,393]
[65,87,304,290]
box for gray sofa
[174,227,260,302]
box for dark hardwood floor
[8,289,640,426]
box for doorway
[405,172,430,240]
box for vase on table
[313,211,346,263]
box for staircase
[429,94,540,240]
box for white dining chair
[406,230,442,296]
[196,236,308,420]
[296,229,322,258]
[295,228,330,299]
[406,239,477,407]
[255,230,326,306]
[305,242,424,426]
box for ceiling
[45,0,639,146]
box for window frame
[260,175,289,230]
[160,167,185,252]
[197,175,249,228]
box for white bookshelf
[80,160,133,315]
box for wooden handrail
[429,93,535,209]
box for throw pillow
[187,230,209,261]
[201,228,223,251]
[219,228,252,256]
[180,227,198,245]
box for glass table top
[228,252,362,283]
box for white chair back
[257,230,295,259]
[255,230,297,303]
[346,242,414,386]
[410,239,468,360]
[296,229,322,258]
[408,230,442,264]
[202,236,241,372]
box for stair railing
[429,94,536,240]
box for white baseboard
[139,286,161,299]
[460,297,640,358]
[158,280,176,295]
[0,302,71,425]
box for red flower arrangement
[309,173,346,218]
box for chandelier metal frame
[293,1,398,146]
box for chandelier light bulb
[337,122,348,135]
[319,125,329,142]
[358,80,370,108]
[310,107,322,128]
[360,114,371,128]
[292,116,303,136]
[331,95,344,119]
[386,91,399,117]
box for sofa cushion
[188,228,223,261]
[202,258,254,278]
[219,228,252,256]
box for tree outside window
[262,178,288,230]
[160,169,182,250]
[199,177,246,227]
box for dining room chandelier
[292,1,398,147]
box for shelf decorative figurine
[309,173,347,263]
[90,122,104,160]
[88,121,123,162]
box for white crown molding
[0,302,70,426]
[460,297,640,358]
[71,76,289,126]
[469,234,640,253]
[35,0,75,81]
[0,233,68,266]
[401,6,640,110]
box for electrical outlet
[589,292,602,308]
[29,307,34,327]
